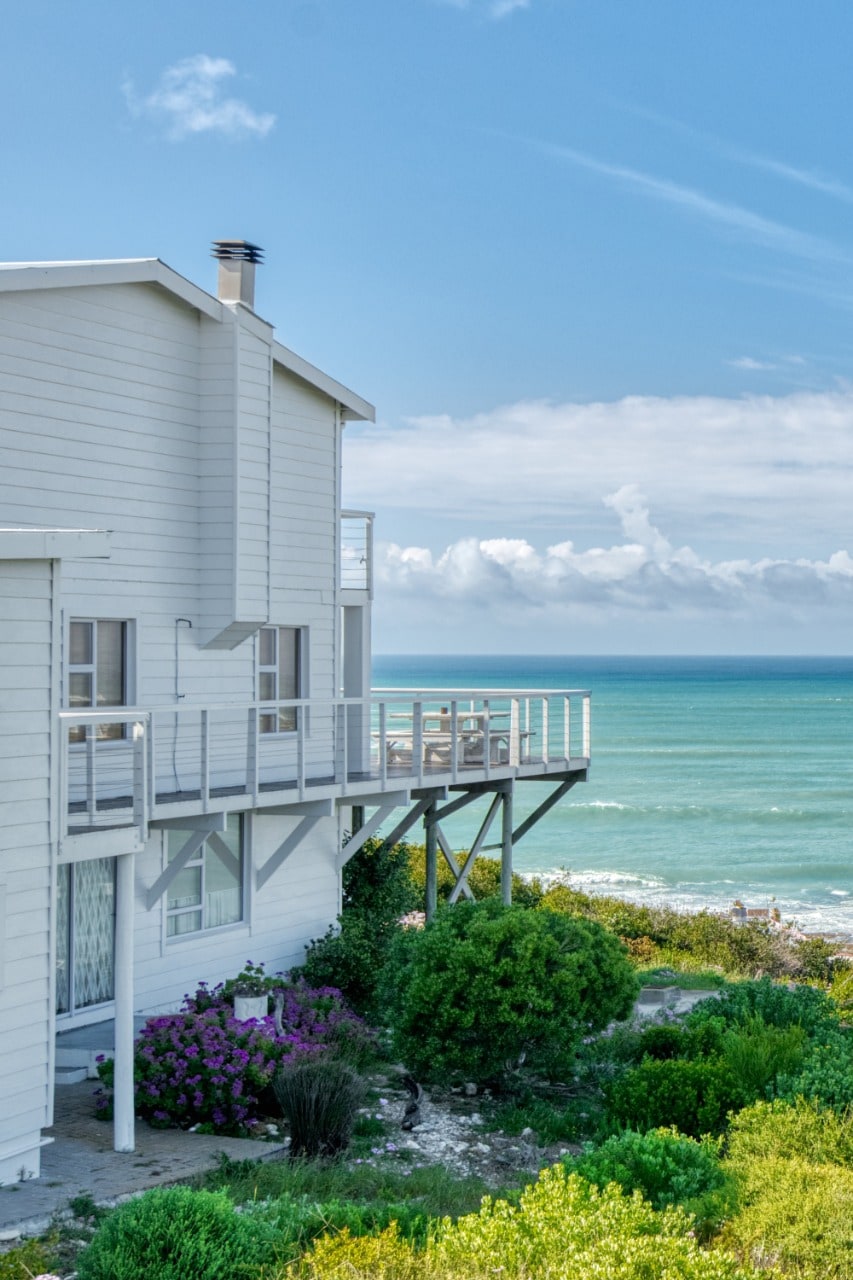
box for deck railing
[340,510,373,594]
[59,688,590,839]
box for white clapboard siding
[0,561,54,1183]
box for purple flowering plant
[95,973,376,1136]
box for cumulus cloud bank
[124,55,275,140]
[377,487,853,619]
[345,389,853,557]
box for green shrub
[76,1186,278,1280]
[720,1016,806,1098]
[687,977,839,1039]
[720,1155,853,1279]
[299,838,419,1013]
[382,898,638,1085]
[568,1127,726,1211]
[290,1222,417,1279]
[274,1055,365,1157]
[433,1165,756,1280]
[777,1033,853,1109]
[727,1097,853,1166]
[0,1238,53,1280]
[607,1057,744,1138]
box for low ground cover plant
[291,1165,759,1280]
[382,898,638,1085]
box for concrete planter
[233,994,268,1022]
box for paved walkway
[0,1082,286,1237]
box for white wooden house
[0,243,590,1184]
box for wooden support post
[424,802,438,922]
[501,785,513,905]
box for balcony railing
[340,510,373,594]
[59,688,590,840]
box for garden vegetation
[36,842,853,1279]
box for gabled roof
[0,258,375,422]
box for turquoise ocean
[373,655,853,938]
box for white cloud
[375,490,853,621]
[728,356,777,371]
[344,389,853,558]
[124,55,275,141]
[434,0,530,16]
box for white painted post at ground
[113,850,136,1153]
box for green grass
[636,966,728,990]
[194,1151,518,1220]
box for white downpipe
[113,850,136,1153]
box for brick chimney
[211,239,264,309]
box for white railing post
[200,709,210,810]
[583,694,591,759]
[510,697,520,766]
[132,719,148,831]
[378,700,388,785]
[564,696,571,762]
[148,713,157,814]
[450,698,459,783]
[413,700,423,787]
[247,707,259,804]
[59,722,70,838]
[85,725,97,823]
[542,697,550,764]
[483,699,491,779]
[298,708,306,800]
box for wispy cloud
[728,356,777,371]
[612,99,853,207]
[535,140,847,264]
[435,0,530,17]
[124,55,275,141]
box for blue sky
[5,0,853,653]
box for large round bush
[76,1186,278,1280]
[382,899,638,1084]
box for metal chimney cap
[211,239,264,264]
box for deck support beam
[501,784,513,905]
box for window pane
[168,911,202,937]
[278,707,297,732]
[258,627,276,667]
[167,866,202,910]
[167,830,202,862]
[259,713,276,735]
[97,621,126,706]
[70,621,93,666]
[278,627,299,699]
[259,672,276,701]
[205,848,241,927]
[69,672,93,709]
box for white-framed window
[166,814,245,938]
[68,618,131,742]
[258,626,303,733]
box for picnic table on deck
[378,710,532,767]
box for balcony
[59,688,590,849]
[340,510,373,597]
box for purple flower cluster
[96,978,375,1137]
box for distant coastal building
[0,242,590,1183]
